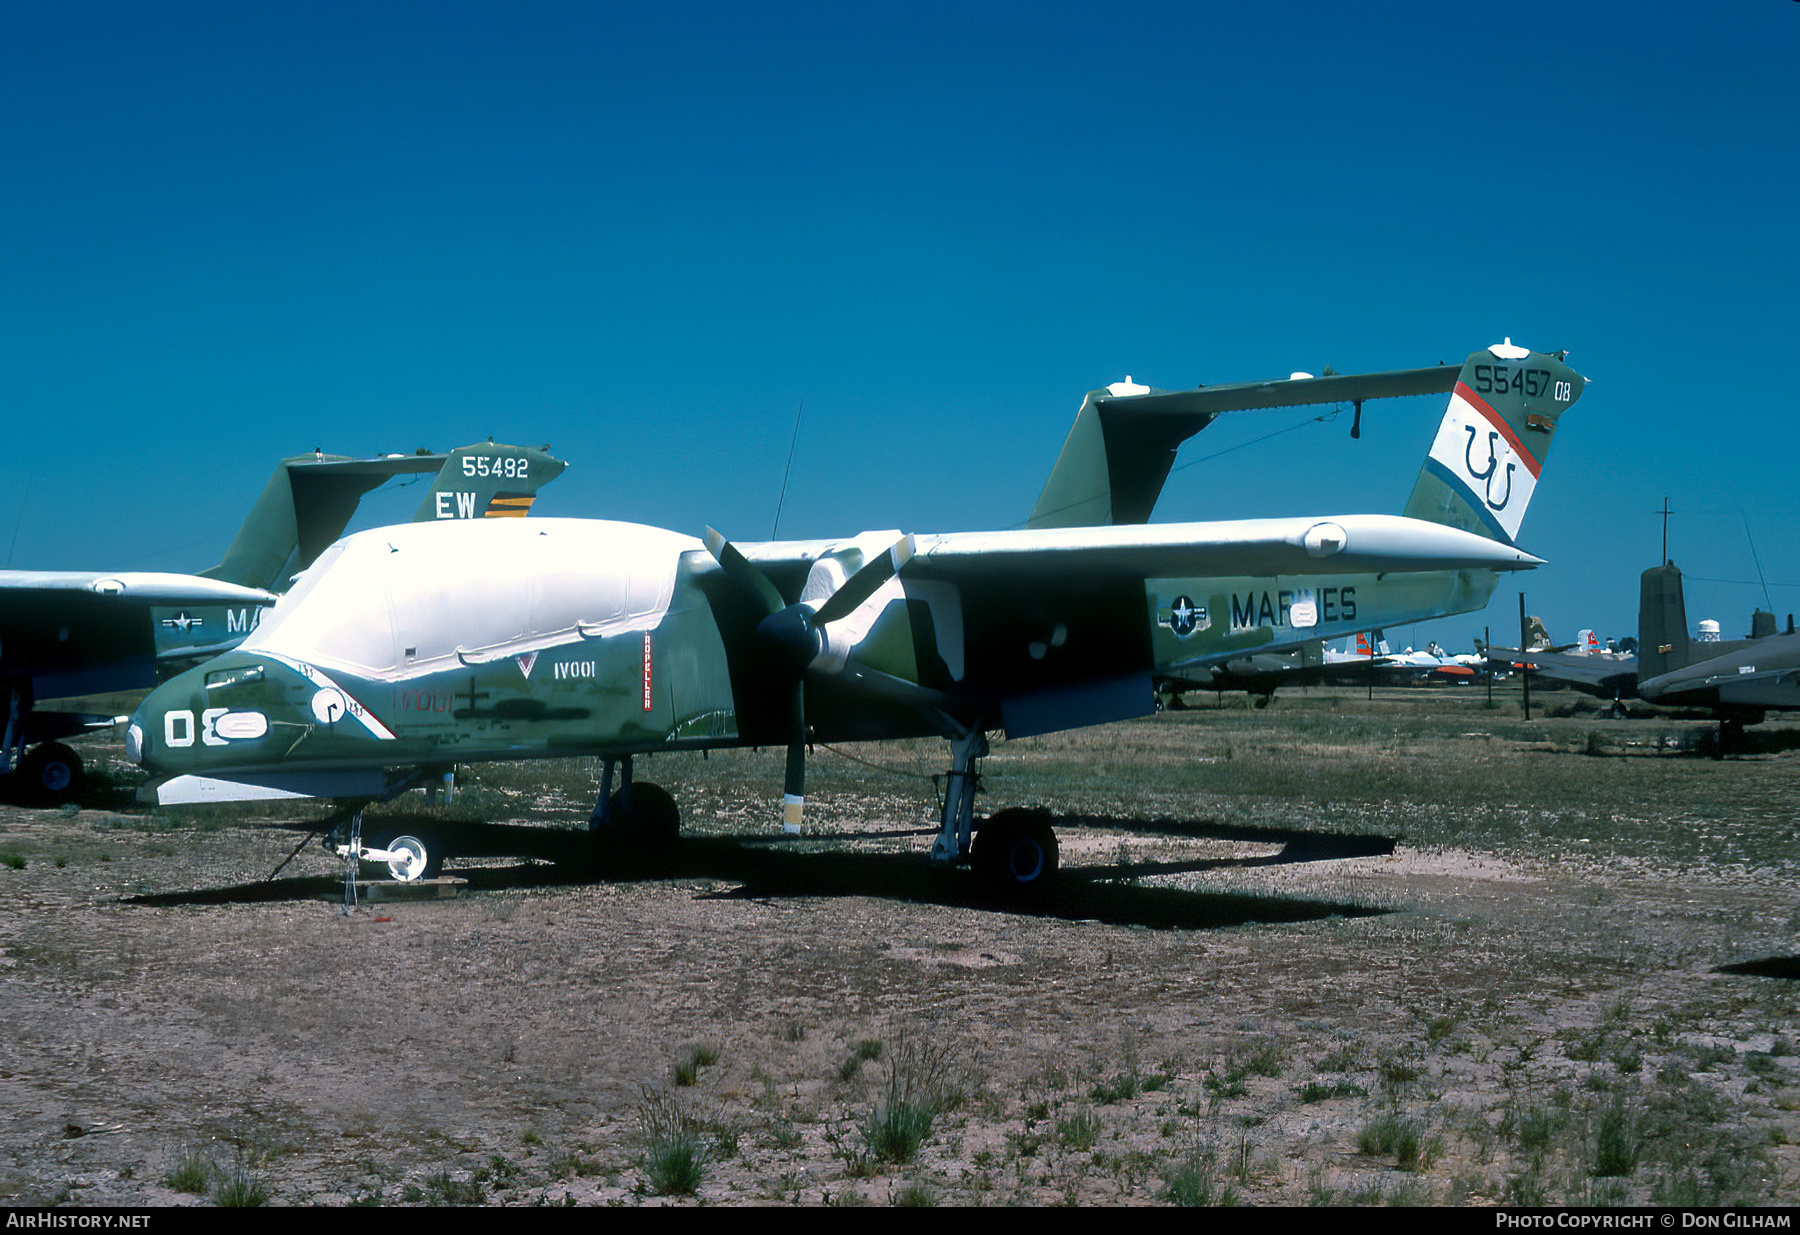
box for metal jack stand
[341,810,363,914]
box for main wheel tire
[972,808,1059,890]
[609,781,680,848]
[19,743,84,804]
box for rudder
[414,444,568,522]
[1637,562,1689,681]
[1403,340,1585,544]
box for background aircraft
[1,443,564,801]
[1157,640,1362,708]
[126,341,1583,892]
[1488,566,1790,727]
[1636,562,1799,749]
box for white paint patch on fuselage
[241,519,698,683]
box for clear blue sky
[4,1,1796,652]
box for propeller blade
[704,529,919,835]
[782,681,806,835]
[702,526,785,617]
[813,535,914,625]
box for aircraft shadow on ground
[120,816,1394,932]
[1716,957,1800,980]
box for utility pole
[1519,593,1530,721]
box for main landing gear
[2,682,87,805]
[589,756,680,848]
[12,742,85,804]
[928,730,1061,891]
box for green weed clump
[418,1170,485,1205]
[858,1029,966,1165]
[211,1163,268,1207]
[636,1087,709,1197]
[1357,1112,1440,1171]
[1056,1108,1101,1150]
[643,1135,707,1196]
[839,1037,884,1081]
[894,1180,937,1206]
[1591,1101,1641,1177]
[1295,1078,1364,1103]
[1091,1072,1140,1103]
[863,1101,933,1165]
[1165,1150,1237,1207]
[164,1146,211,1194]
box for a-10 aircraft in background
[0,443,565,801]
[126,341,1584,892]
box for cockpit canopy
[242,519,697,677]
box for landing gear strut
[326,811,444,909]
[930,729,990,866]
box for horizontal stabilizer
[1030,365,1461,528]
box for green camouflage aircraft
[127,341,1583,890]
[1,443,564,800]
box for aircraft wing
[1639,634,1800,704]
[0,572,277,701]
[0,572,277,604]
[749,514,1541,583]
[1099,365,1457,420]
[1486,646,1638,697]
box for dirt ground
[2,698,1798,1207]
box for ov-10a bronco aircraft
[128,341,1583,889]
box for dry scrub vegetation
[2,686,1798,1206]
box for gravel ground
[2,718,1797,1207]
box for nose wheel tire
[385,835,433,882]
[972,808,1059,890]
[353,830,443,881]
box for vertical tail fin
[1637,562,1689,680]
[203,443,568,592]
[1403,341,1585,544]
[202,452,387,591]
[413,444,567,522]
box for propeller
[703,529,914,833]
